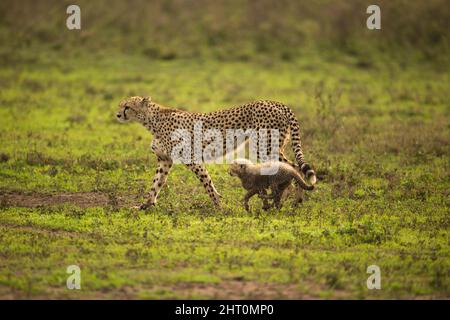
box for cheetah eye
[124,106,130,113]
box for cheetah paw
[137,202,156,211]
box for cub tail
[292,169,315,191]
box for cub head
[228,159,253,177]
[116,96,151,123]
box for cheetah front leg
[278,150,306,205]
[186,163,221,208]
[139,157,173,210]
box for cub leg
[273,191,283,209]
[271,182,288,209]
[278,151,310,201]
[243,189,259,211]
[293,187,304,206]
[278,181,292,209]
[258,189,273,211]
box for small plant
[314,82,343,138]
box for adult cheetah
[116,96,316,209]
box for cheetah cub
[229,159,314,211]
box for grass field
[0,49,448,299]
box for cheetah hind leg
[186,164,221,208]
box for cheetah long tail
[287,108,317,185]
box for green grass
[0,51,449,299]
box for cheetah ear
[142,96,152,107]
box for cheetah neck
[142,115,157,135]
[139,104,161,135]
[141,103,184,136]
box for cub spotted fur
[229,159,314,211]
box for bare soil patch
[167,280,325,299]
[0,280,339,300]
[0,191,139,208]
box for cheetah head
[116,96,151,123]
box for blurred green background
[0,0,448,64]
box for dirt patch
[110,281,330,299]
[0,280,336,300]
[1,278,445,300]
[0,191,140,209]
[167,280,324,299]
[0,222,102,240]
